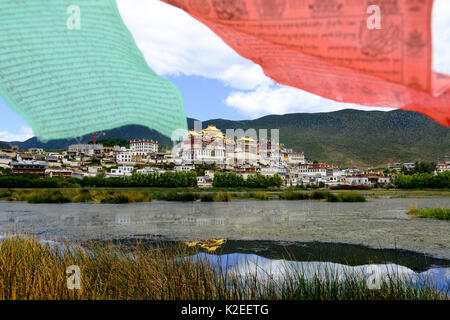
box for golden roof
[202,125,221,132]
[188,130,200,136]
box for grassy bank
[0,236,446,300]
[407,208,450,220]
[1,188,449,204]
[0,188,365,204]
[279,191,366,202]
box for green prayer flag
[0,0,187,141]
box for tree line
[0,171,284,188]
[393,171,449,189]
[0,169,447,189]
[212,172,283,188]
[0,171,197,188]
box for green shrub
[178,192,199,202]
[101,194,130,204]
[200,193,215,202]
[338,193,366,202]
[164,190,179,201]
[326,193,340,202]
[0,189,12,199]
[250,192,268,200]
[165,191,199,202]
[311,191,329,200]
[280,191,310,200]
[152,191,167,201]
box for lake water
[0,198,449,291]
[0,198,448,255]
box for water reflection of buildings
[113,213,164,226]
[181,216,226,226]
[115,214,131,225]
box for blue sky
[1,0,449,141]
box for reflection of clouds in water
[195,253,450,293]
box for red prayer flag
[163,0,450,126]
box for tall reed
[0,236,446,300]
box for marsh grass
[280,191,366,202]
[27,190,71,204]
[0,189,12,198]
[250,192,269,200]
[0,236,446,300]
[165,191,199,202]
[101,194,131,204]
[407,208,450,220]
[0,188,154,204]
[311,191,328,200]
[336,192,367,202]
[0,188,413,204]
[230,192,252,199]
[73,189,94,203]
[279,191,310,200]
[326,193,340,202]
[214,192,232,202]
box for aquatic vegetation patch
[337,193,366,202]
[100,194,130,204]
[214,192,232,202]
[279,191,310,200]
[279,190,366,202]
[407,208,449,220]
[27,190,71,204]
[165,191,199,202]
[249,192,269,200]
[73,189,94,203]
[200,193,215,202]
[311,191,328,200]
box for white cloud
[117,0,269,90]
[218,64,273,91]
[0,126,34,142]
[117,0,450,118]
[225,85,395,118]
[433,0,450,74]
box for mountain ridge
[2,109,449,167]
